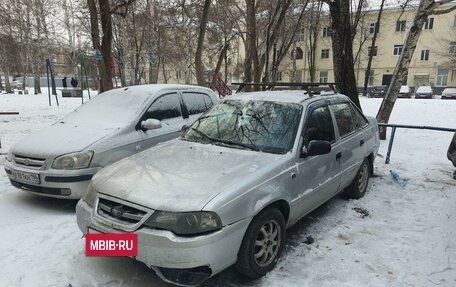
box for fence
[378,123,456,164]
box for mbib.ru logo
[86,233,138,257]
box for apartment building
[281,3,456,90]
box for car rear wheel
[235,208,286,279]
[343,158,370,199]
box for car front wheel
[235,208,286,279]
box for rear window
[416,86,432,93]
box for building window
[420,49,430,61]
[396,20,406,32]
[276,71,282,81]
[321,49,330,59]
[436,69,449,86]
[296,27,305,42]
[449,41,456,54]
[368,46,378,56]
[393,44,403,56]
[322,26,331,37]
[319,71,328,83]
[424,17,434,30]
[453,15,456,27]
[369,22,379,34]
[294,47,303,60]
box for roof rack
[231,82,338,95]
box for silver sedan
[76,91,380,285]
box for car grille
[13,154,46,169]
[97,198,147,224]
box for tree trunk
[243,0,255,91]
[195,0,211,86]
[4,70,12,94]
[362,0,385,97]
[88,0,114,93]
[376,0,456,139]
[327,1,361,109]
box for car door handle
[360,139,365,146]
[336,152,342,161]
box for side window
[182,92,213,115]
[350,104,368,129]
[303,105,335,147]
[331,103,358,137]
[145,93,181,121]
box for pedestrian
[71,77,78,88]
[448,132,456,179]
[62,76,67,88]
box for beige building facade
[280,3,456,91]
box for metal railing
[378,123,456,164]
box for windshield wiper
[190,127,216,143]
[189,128,260,151]
[214,138,260,152]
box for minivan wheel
[343,158,370,199]
[235,208,286,279]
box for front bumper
[4,161,101,199]
[76,199,251,286]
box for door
[382,74,393,86]
[181,92,215,126]
[139,92,185,149]
[291,103,342,221]
[330,102,367,189]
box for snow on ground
[0,92,455,287]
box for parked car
[448,132,456,179]
[76,91,380,286]
[441,88,456,99]
[4,84,219,199]
[369,85,388,98]
[398,85,412,98]
[414,86,433,99]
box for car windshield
[183,99,303,154]
[63,89,150,126]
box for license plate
[10,169,40,184]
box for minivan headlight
[52,151,94,170]
[144,211,222,236]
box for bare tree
[87,0,136,92]
[376,0,456,139]
[362,0,385,97]
[195,0,211,86]
[321,0,366,109]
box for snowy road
[0,93,455,287]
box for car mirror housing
[301,140,331,158]
[141,119,162,131]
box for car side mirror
[141,119,162,131]
[301,140,331,158]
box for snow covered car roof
[229,90,340,104]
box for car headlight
[144,211,222,236]
[82,182,97,206]
[6,151,13,162]
[52,151,94,170]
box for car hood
[93,139,285,212]
[11,120,119,158]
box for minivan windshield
[64,89,151,126]
[183,99,302,154]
